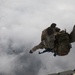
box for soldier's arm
[41,31,46,41]
[41,29,47,41]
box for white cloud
[0,0,75,75]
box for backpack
[54,32,71,56]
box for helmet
[50,23,56,28]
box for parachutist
[29,24,75,57]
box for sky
[0,0,75,75]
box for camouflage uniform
[30,23,60,53]
[30,28,48,53]
[41,28,55,49]
[54,30,71,56]
[30,25,75,56]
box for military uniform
[29,28,48,53]
[54,30,71,56]
[30,23,60,53]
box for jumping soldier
[29,23,60,54]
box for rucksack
[54,32,71,56]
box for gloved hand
[29,50,33,54]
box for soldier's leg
[38,48,53,54]
[29,42,45,53]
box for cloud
[0,25,42,75]
[0,0,75,75]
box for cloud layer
[0,0,75,75]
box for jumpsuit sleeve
[41,29,47,41]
